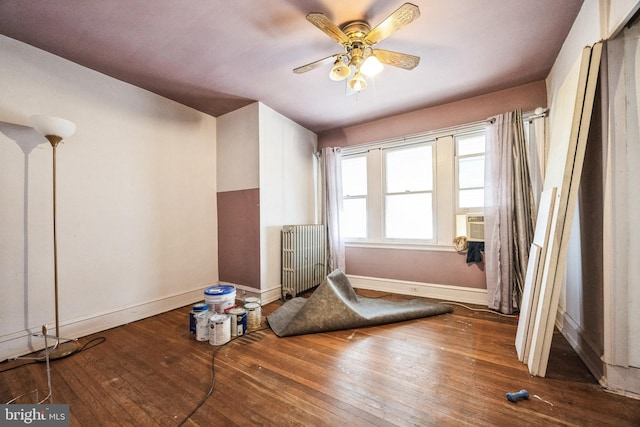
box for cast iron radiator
[281,224,327,300]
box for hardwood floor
[2,291,639,426]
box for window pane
[459,189,484,208]
[458,156,484,189]
[457,134,485,155]
[342,156,367,196]
[385,145,432,193]
[342,198,367,238]
[385,193,433,239]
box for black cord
[177,326,270,426]
[0,336,107,373]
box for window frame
[454,129,487,215]
[381,141,436,243]
[340,122,487,249]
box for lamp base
[38,340,81,361]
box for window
[384,144,433,240]
[455,131,486,211]
[340,123,486,246]
[341,155,367,239]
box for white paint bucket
[204,285,236,314]
[195,310,210,342]
[208,314,230,345]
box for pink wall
[347,247,486,288]
[217,189,261,289]
[323,81,548,290]
[318,81,547,149]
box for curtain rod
[339,108,547,155]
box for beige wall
[216,102,318,302]
[0,36,218,360]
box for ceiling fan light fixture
[348,71,367,92]
[361,55,383,76]
[329,58,351,81]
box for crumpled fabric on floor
[267,269,452,337]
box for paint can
[195,310,210,342]
[204,284,236,314]
[227,307,247,337]
[244,296,261,306]
[244,302,261,331]
[190,302,208,335]
[209,314,230,345]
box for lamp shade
[30,115,76,139]
[361,55,383,76]
[348,71,367,92]
[329,58,351,81]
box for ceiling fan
[293,3,421,92]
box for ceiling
[0,1,584,134]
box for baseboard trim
[557,308,604,383]
[233,283,282,305]
[1,287,207,361]
[346,275,488,305]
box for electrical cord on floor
[354,289,517,318]
[177,326,271,427]
[440,301,517,318]
[0,337,107,373]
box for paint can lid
[209,313,229,322]
[228,307,246,315]
[192,302,208,312]
[204,285,236,296]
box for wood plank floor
[2,290,639,426]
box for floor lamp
[30,115,80,360]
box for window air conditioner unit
[466,214,485,242]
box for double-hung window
[384,143,434,241]
[341,154,368,239]
[455,131,486,212]
[340,124,486,246]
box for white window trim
[340,120,489,249]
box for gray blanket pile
[267,269,452,337]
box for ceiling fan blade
[306,13,351,45]
[374,49,420,70]
[365,3,420,45]
[293,54,339,74]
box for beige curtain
[484,110,536,314]
[319,147,345,272]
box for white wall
[216,103,259,192]
[259,103,317,296]
[546,0,640,395]
[0,36,218,359]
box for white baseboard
[603,364,640,399]
[557,308,604,383]
[346,275,488,305]
[0,287,206,361]
[558,309,640,399]
[234,283,282,305]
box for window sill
[344,241,458,252]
